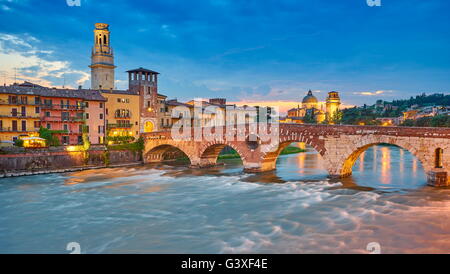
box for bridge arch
[198,142,247,167]
[144,143,195,164]
[336,137,430,178]
[259,134,330,173]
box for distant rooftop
[0,82,106,101]
[126,67,160,74]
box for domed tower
[326,91,341,119]
[302,90,318,109]
[90,23,116,90]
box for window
[12,121,17,131]
[34,97,40,105]
[85,113,90,119]
[99,102,103,108]
[79,125,83,133]
[115,109,130,118]
[34,121,40,129]
[85,102,89,108]
[85,126,90,133]
[78,136,83,145]
[46,123,51,130]
[117,98,121,103]
[45,112,50,117]
[8,96,17,104]
[435,148,444,168]
[106,108,109,115]
[61,112,69,121]
[21,106,26,117]
[21,121,26,132]
[44,99,52,106]
[100,113,103,120]
[35,107,40,114]
[11,108,17,117]
[62,136,69,145]
[63,124,69,132]
[0,120,2,129]
[126,99,130,103]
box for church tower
[90,23,116,90]
[326,91,341,121]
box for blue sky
[0,0,449,111]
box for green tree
[38,127,61,146]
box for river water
[1,144,450,254]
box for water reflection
[351,144,426,191]
[242,144,427,191]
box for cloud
[352,90,394,96]
[1,4,11,11]
[0,33,89,88]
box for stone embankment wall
[0,145,142,177]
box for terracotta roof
[0,83,106,101]
[166,99,193,108]
[100,89,139,95]
[126,67,160,74]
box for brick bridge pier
[142,124,450,187]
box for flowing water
[1,144,450,254]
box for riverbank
[0,162,143,178]
[0,145,143,178]
[218,146,306,160]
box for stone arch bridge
[142,124,450,186]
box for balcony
[114,115,132,119]
[0,113,40,119]
[107,123,133,129]
[42,116,85,123]
[40,104,85,111]
[0,127,39,132]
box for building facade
[0,83,106,145]
[101,90,140,142]
[0,82,41,142]
[283,90,341,124]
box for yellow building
[101,90,140,142]
[0,83,42,142]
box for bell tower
[127,67,159,133]
[90,23,116,90]
[326,91,341,120]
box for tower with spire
[89,23,116,90]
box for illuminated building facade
[282,90,342,124]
